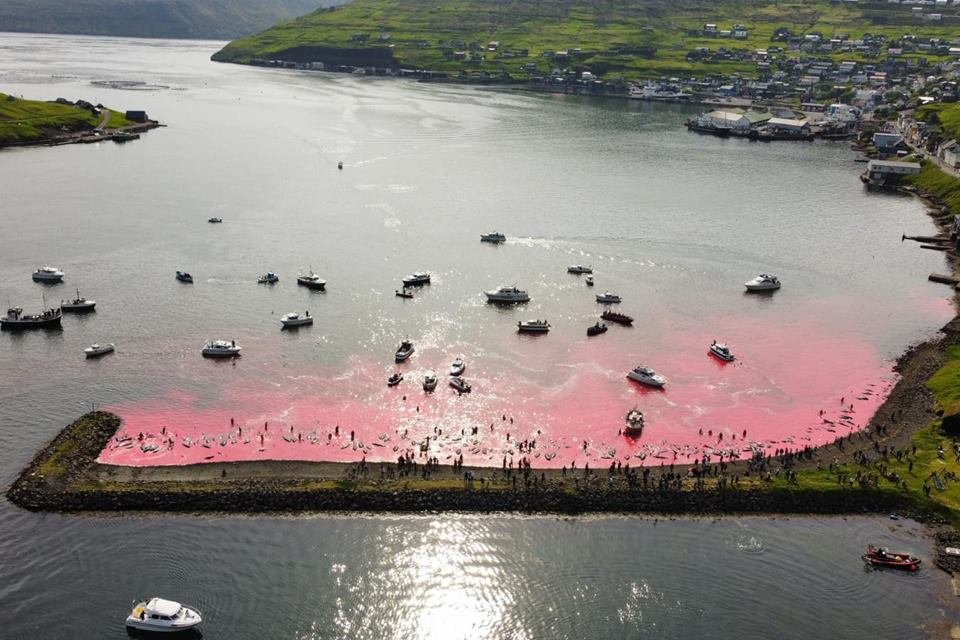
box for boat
[1,306,62,330]
[744,274,781,292]
[585,275,594,287]
[338,161,343,170]
[281,311,313,327]
[176,271,193,283]
[201,339,241,358]
[709,341,735,362]
[61,288,96,312]
[387,372,403,386]
[126,597,202,633]
[450,376,471,393]
[485,286,530,303]
[395,289,414,299]
[423,371,438,392]
[624,408,645,435]
[595,291,622,304]
[587,321,608,336]
[601,310,633,325]
[32,266,64,283]
[480,232,506,244]
[862,545,921,572]
[257,272,279,284]
[450,357,465,376]
[518,319,550,333]
[112,131,139,143]
[402,272,431,287]
[208,217,223,223]
[297,269,326,291]
[84,343,115,358]
[395,339,415,362]
[567,265,593,274]
[627,366,667,388]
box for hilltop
[213,0,960,79]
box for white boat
[709,341,735,362]
[585,275,594,286]
[485,286,530,303]
[627,366,667,388]
[450,376,471,393]
[567,265,593,274]
[402,272,431,286]
[518,319,550,333]
[449,357,465,376]
[387,372,403,386]
[32,266,64,283]
[281,311,313,327]
[126,597,202,633]
[624,408,645,435]
[480,232,506,244]
[61,288,96,312]
[258,272,279,284]
[84,343,115,358]
[745,274,781,292]
[297,269,326,291]
[202,339,241,358]
[595,291,621,304]
[395,339,415,362]
[423,371,438,392]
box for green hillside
[213,0,960,79]
[0,94,133,144]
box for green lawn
[0,93,99,142]
[907,159,960,218]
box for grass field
[0,93,135,143]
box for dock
[928,273,959,285]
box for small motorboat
[395,339,415,362]
[387,372,403,386]
[32,266,64,283]
[745,273,781,292]
[126,597,202,633]
[480,232,506,244]
[595,291,622,304]
[450,376,471,393]
[208,216,223,223]
[709,341,735,362]
[601,310,633,325]
[176,271,193,283]
[402,272,431,287]
[202,339,241,358]
[627,366,667,388]
[624,408,644,435]
[84,343,115,358]
[485,286,530,303]
[567,265,593,274]
[297,269,326,291]
[395,289,414,299]
[585,275,594,286]
[61,288,96,312]
[281,311,313,327]
[862,545,921,571]
[423,371,439,392]
[258,272,279,284]
[518,319,550,334]
[338,161,343,170]
[450,357,465,376]
[587,321,608,336]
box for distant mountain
[0,0,341,40]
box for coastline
[0,120,161,150]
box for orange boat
[862,545,921,571]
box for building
[766,117,811,133]
[872,132,905,153]
[125,110,148,123]
[864,160,921,184]
[939,139,960,169]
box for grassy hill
[0,94,132,144]
[0,0,338,40]
[213,0,960,79]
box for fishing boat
[624,408,645,435]
[402,272,431,286]
[387,372,403,386]
[423,371,439,392]
[862,545,921,571]
[61,288,96,312]
[585,275,594,286]
[480,232,506,244]
[450,376,472,393]
[297,269,326,291]
[281,311,313,327]
[709,341,735,362]
[485,286,530,303]
[601,310,633,326]
[395,339,415,362]
[1,306,62,330]
[202,339,241,358]
[567,265,593,274]
[627,366,667,388]
[208,217,223,223]
[518,319,550,334]
[176,271,193,283]
[32,266,64,283]
[745,274,781,292]
[449,357,465,376]
[395,289,414,299]
[587,321,608,336]
[257,272,279,284]
[126,597,203,633]
[595,291,622,304]
[84,343,115,358]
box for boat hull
[709,347,735,362]
[627,372,666,387]
[125,619,202,633]
[202,349,241,358]
[85,347,114,358]
[62,303,96,312]
[1,314,62,330]
[297,279,326,291]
